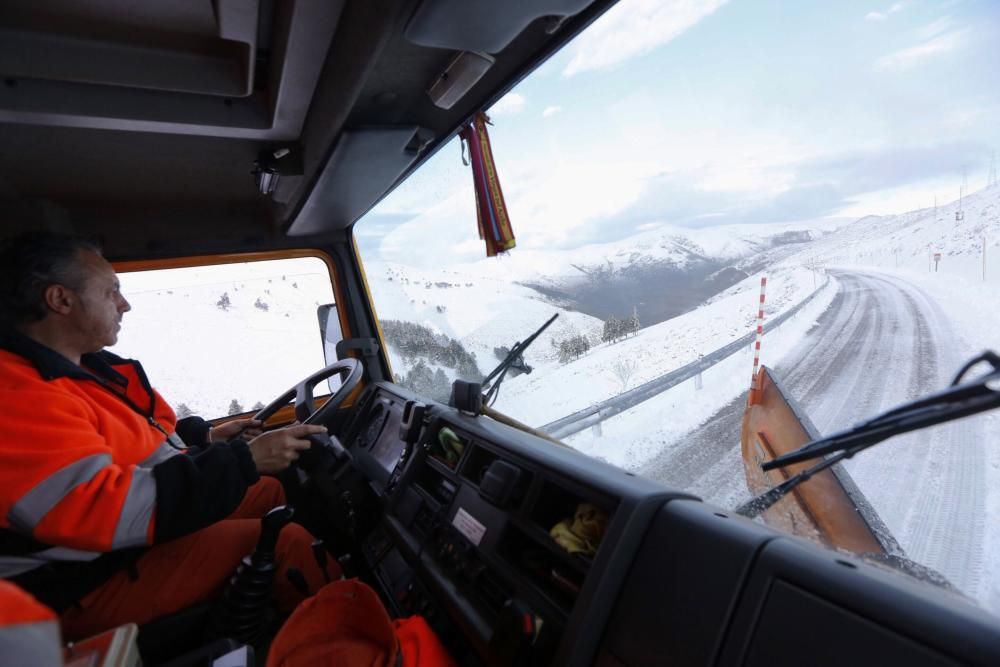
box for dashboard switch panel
[479,460,522,508]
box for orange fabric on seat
[267,580,458,667]
[266,579,398,667]
[394,615,457,667]
[0,580,63,667]
[0,579,57,625]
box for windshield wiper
[482,313,559,406]
[736,351,1000,519]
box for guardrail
[540,274,832,439]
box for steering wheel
[252,358,364,466]
[252,358,363,425]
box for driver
[0,232,340,640]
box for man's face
[67,250,131,352]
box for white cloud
[562,0,728,77]
[542,105,562,118]
[489,92,526,115]
[915,16,953,40]
[874,29,967,71]
[866,2,905,21]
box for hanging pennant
[459,112,516,257]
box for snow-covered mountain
[433,219,846,328]
[453,219,847,283]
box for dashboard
[337,381,675,665]
[329,382,1000,666]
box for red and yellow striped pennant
[459,112,516,257]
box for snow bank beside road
[494,265,826,427]
[561,274,839,470]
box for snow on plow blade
[741,366,902,556]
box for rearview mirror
[317,303,344,393]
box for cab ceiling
[0,0,614,258]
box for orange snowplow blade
[742,366,898,555]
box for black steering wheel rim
[252,358,364,426]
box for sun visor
[0,0,259,98]
[404,0,595,54]
[286,127,430,236]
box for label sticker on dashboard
[452,508,486,546]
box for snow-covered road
[641,270,987,598]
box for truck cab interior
[2,1,999,665]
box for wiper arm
[482,313,559,406]
[736,351,1000,519]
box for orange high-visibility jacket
[0,330,260,610]
[0,580,62,666]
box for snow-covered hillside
[113,258,336,418]
[787,184,1000,282]
[491,265,825,427]
[364,218,842,410]
[367,260,604,382]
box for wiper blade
[736,351,1000,519]
[483,313,559,406]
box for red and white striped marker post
[750,276,767,393]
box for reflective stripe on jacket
[0,344,178,556]
[0,329,260,605]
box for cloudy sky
[357,0,1000,266]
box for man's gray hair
[0,232,102,326]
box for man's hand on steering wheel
[247,359,365,474]
[248,424,328,474]
[208,417,263,442]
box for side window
[112,256,339,419]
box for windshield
[356,0,1000,615]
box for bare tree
[609,357,637,394]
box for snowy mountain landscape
[368,185,998,441]
[365,218,847,407]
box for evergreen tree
[175,403,194,418]
[379,319,481,381]
[557,335,591,363]
[603,315,622,343]
[626,305,640,337]
[558,339,574,364]
[227,399,244,415]
[405,359,435,396]
[216,292,231,311]
[601,317,614,344]
[252,401,265,411]
[432,369,450,399]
